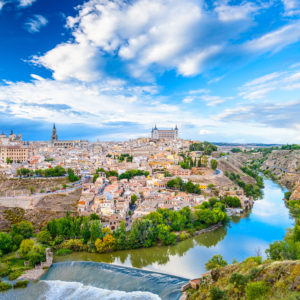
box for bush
[0,281,12,291]
[248,267,261,280]
[19,239,35,258]
[36,231,51,245]
[210,286,226,300]
[55,249,72,256]
[13,280,29,289]
[0,232,13,254]
[229,273,248,287]
[245,281,270,300]
[205,255,228,270]
[8,269,23,281]
[12,221,34,239]
[60,239,85,251]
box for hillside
[260,150,300,200]
[182,258,300,300]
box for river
[2,178,294,300]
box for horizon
[0,0,300,143]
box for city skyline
[0,0,300,143]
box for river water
[2,178,294,300]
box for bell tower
[51,123,58,143]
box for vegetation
[185,257,300,300]
[281,144,300,150]
[205,254,228,270]
[230,148,242,153]
[166,177,202,194]
[210,159,218,170]
[118,169,149,180]
[189,142,218,155]
[225,171,262,199]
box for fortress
[151,125,178,140]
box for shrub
[245,281,270,300]
[60,239,85,251]
[19,239,35,258]
[8,269,23,281]
[229,273,248,287]
[0,281,12,291]
[55,249,72,256]
[210,286,226,300]
[13,280,29,289]
[205,255,228,270]
[14,221,34,239]
[0,263,10,277]
[36,231,51,245]
[248,267,260,280]
[0,232,13,254]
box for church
[51,124,88,148]
[151,125,178,140]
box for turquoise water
[2,178,294,299]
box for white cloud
[33,0,265,82]
[199,129,213,135]
[183,97,194,103]
[240,69,300,100]
[282,0,300,15]
[32,43,101,81]
[215,2,259,22]
[245,21,300,53]
[25,14,48,33]
[18,0,36,7]
[0,1,5,10]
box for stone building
[151,125,178,140]
[0,145,28,162]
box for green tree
[81,221,91,244]
[0,232,13,254]
[13,221,34,239]
[36,230,51,245]
[205,254,228,270]
[210,159,218,170]
[19,239,35,258]
[131,194,138,206]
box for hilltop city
[0,124,267,231]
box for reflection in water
[55,179,294,279]
[55,223,227,269]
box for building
[151,125,178,140]
[50,124,88,148]
[51,124,58,143]
[0,145,29,163]
[0,130,22,144]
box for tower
[175,124,178,139]
[51,124,58,143]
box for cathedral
[50,124,88,148]
[151,125,178,140]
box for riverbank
[17,248,53,281]
[53,178,293,279]
[181,259,300,300]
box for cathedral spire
[51,123,58,142]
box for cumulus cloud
[282,0,300,15]
[25,14,48,33]
[33,0,269,82]
[215,1,259,22]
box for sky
[0,0,300,143]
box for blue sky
[0,0,300,142]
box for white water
[39,280,161,300]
